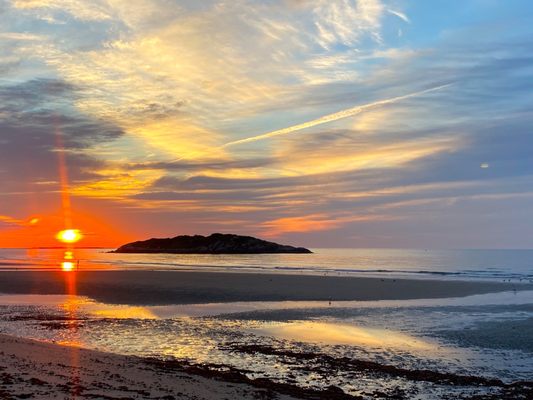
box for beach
[1,332,532,400]
[0,268,532,399]
[0,333,308,400]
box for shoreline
[0,333,306,400]
[0,270,530,305]
[0,264,529,283]
[1,333,531,400]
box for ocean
[1,247,532,281]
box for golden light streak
[222,84,453,147]
[55,123,72,230]
[60,266,81,395]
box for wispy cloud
[0,32,45,41]
[312,0,386,48]
[0,215,21,227]
[387,9,410,23]
[11,0,113,21]
[0,215,38,227]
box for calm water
[0,247,532,281]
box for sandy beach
[0,270,529,305]
[1,271,532,399]
[1,327,532,400]
[0,333,315,400]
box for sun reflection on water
[61,261,75,271]
[252,321,434,350]
[88,305,158,319]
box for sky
[0,0,532,248]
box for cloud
[261,214,342,236]
[0,32,44,40]
[1,0,415,181]
[11,0,113,21]
[0,215,22,227]
[387,9,410,23]
[0,78,124,198]
[312,0,386,48]
[0,214,42,228]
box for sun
[56,229,83,244]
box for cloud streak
[222,83,453,148]
[387,9,410,23]
[0,215,38,227]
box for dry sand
[0,334,307,400]
[0,270,529,306]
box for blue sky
[0,0,532,248]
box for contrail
[222,83,452,148]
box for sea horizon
[1,247,532,283]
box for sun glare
[57,229,83,243]
[61,261,75,271]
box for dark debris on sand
[144,358,359,400]
[219,343,533,400]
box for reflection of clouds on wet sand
[88,305,158,319]
[251,321,433,350]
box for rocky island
[113,233,312,254]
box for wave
[88,259,533,281]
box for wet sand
[1,272,532,399]
[0,334,308,400]
[1,333,531,400]
[0,270,529,305]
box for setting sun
[57,229,83,244]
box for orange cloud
[261,214,341,237]
[261,213,401,237]
[0,215,41,227]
